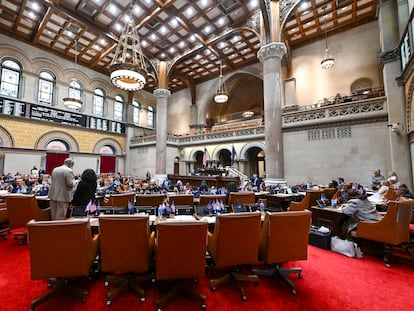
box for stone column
[153,88,170,184]
[257,42,287,186]
[379,1,413,187]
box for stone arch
[0,46,32,71]
[35,131,79,152]
[93,138,123,155]
[0,125,14,147]
[211,144,233,161]
[239,141,265,160]
[350,77,373,92]
[188,147,205,162]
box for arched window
[0,59,22,98]
[99,145,115,155]
[46,140,69,151]
[147,105,154,128]
[93,88,105,117]
[68,80,82,101]
[132,100,140,125]
[114,94,124,121]
[38,70,55,105]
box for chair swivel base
[0,227,11,240]
[30,278,88,311]
[105,273,147,305]
[156,279,206,311]
[14,232,28,245]
[252,264,302,295]
[210,270,259,301]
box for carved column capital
[379,48,400,65]
[257,42,287,63]
[153,88,171,99]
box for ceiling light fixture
[214,60,228,104]
[109,1,147,91]
[63,40,83,110]
[321,7,335,69]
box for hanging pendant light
[321,7,334,69]
[63,40,83,110]
[214,60,228,104]
[109,1,147,91]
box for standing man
[48,158,76,220]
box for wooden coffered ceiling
[0,0,377,93]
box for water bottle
[259,201,265,214]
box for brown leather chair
[199,195,226,206]
[168,194,194,206]
[0,203,10,239]
[208,212,261,301]
[155,221,208,310]
[228,192,256,209]
[288,190,323,211]
[383,186,398,201]
[99,214,154,305]
[355,200,413,267]
[253,210,312,294]
[135,194,165,207]
[5,195,51,244]
[322,188,337,200]
[108,192,136,213]
[27,218,99,310]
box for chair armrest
[88,234,100,266]
[207,231,216,258]
[34,207,51,221]
[148,231,155,258]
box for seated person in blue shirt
[198,180,208,193]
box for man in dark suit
[48,158,76,220]
[251,174,261,191]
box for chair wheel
[241,295,247,301]
[210,286,216,291]
[254,281,259,286]
[298,272,303,279]
[193,278,198,284]
[81,297,87,303]
[104,281,109,287]
[106,300,112,306]
[140,297,146,302]
[291,289,297,295]
[201,303,207,309]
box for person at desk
[251,174,261,192]
[341,189,382,232]
[48,158,76,220]
[395,184,414,200]
[72,169,98,209]
[198,180,209,193]
[371,169,385,190]
[225,181,238,205]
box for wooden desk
[309,206,349,237]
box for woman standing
[72,168,98,215]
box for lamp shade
[214,92,228,104]
[63,97,82,110]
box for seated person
[198,180,208,193]
[387,171,399,188]
[342,189,382,232]
[395,184,414,200]
[368,180,389,204]
[337,177,345,190]
[371,169,385,190]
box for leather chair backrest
[156,221,208,280]
[228,192,255,208]
[199,195,226,206]
[356,200,412,245]
[259,210,312,264]
[99,215,152,274]
[110,192,136,208]
[210,213,261,268]
[384,187,398,201]
[169,195,194,206]
[27,218,97,279]
[5,195,37,228]
[322,188,337,200]
[135,194,165,207]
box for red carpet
[0,235,413,311]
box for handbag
[330,236,363,258]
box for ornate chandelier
[214,60,228,104]
[321,7,334,69]
[63,40,83,110]
[109,2,147,91]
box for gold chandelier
[214,60,228,104]
[109,2,147,91]
[321,7,334,69]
